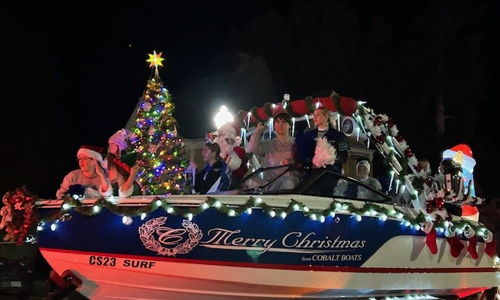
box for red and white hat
[77,145,104,163]
[442,144,476,172]
[108,129,130,151]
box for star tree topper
[146,51,165,68]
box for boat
[35,164,499,299]
[4,96,499,299]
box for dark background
[1,0,499,199]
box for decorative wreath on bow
[138,217,203,256]
[0,187,37,245]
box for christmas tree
[129,51,189,194]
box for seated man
[355,159,382,199]
[190,143,230,194]
[56,145,112,199]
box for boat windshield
[239,166,391,203]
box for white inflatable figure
[442,144,476,197]
[442,144,481,221]
[215,123,248,181]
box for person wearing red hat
[56,145,112,199]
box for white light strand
[305,115,311,128]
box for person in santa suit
[215,123,248,187]
[56,145,112,199]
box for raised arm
[120,164,141,197]
[246,123,266,155]
[94,161,112,197]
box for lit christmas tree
[129,51,189,194]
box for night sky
[1,1,499,199]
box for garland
[250,106,263,122]
[353,103,496,258]
[332,92,344,116]
[34,194,495,258]
[283,100,301,117]
[0,185,494,259]
[0,187,37,245]
[304,96,316,112]
[354,104,484,207]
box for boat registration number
[88,255,156,269]
[89,255,117,267]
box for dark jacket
[295,126,349,173]
[194,160,230,194]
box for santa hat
[442,144,476,172]
[108,129,130,151]
[111,152,137,174]
[77,145,104,163]
[356,160,370,172]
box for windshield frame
[239,166,392,203]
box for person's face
[201,146,216,163]
[313,110,328,128]
[418,161,430,172]
[78,155,95,174]
[274,118,290,135]
[108,143,120,156]
[357,166,369,178]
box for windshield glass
[239,167,390,202]
[240,165,300,192]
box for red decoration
[467,235,478,259]
[449,144,473,157]
[240,96,358,126]
[0,187,37,245]
[404,148,414,157]
[373,116,382,126]
[426,228,438,254]
[425,178,433,187]
[485,240,497,258]
[387,118,395,128]
[447,235,465,257]
[375,135,385,144]
[426,196,445,213]
[426,202,433,213]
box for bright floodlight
[214,105,234,129]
